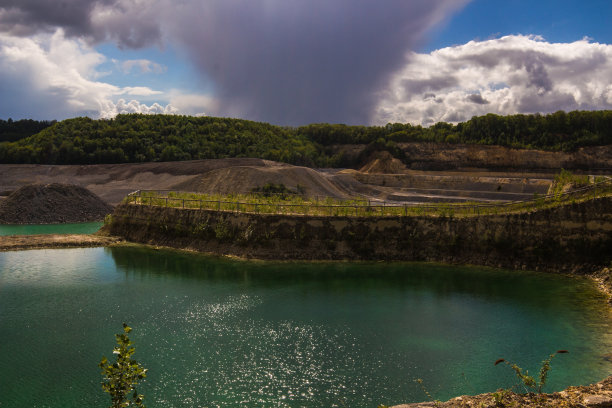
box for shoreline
[2,233,610,303]
[0,233,120,251]
[0,220,106,226]
[390,376,612,408]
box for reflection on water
[0,246,610,408]
[108,245,606,312]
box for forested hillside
[298,110,612,150]
[0,119,55,142]
[0,115,322,166]
[0,110,610,166]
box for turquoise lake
[0,221,103,236]
[0,246,610,407]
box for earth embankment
[0,158,272,205]
[0,183,113,224]
[172,164,351,198]
[106,196,612,273]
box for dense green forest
[0,118,55,142]
[0,115,321,166]
[298,110,612,149]
[0,110,610,166]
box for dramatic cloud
[1,0,469,124]
[0,29,174,119]
[161,0,468,125]
[9,2,609,127]
[374,35,612,125]
[0,0,110,38]
[0,0,160,47]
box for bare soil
[0,145,609,208]
[0,158,271,205]
[0,157,560,206]
[359,151,408,174]
[0,183,114,224]
[172,163,351,198]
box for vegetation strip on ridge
[1,110,611,165]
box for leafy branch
[494,350,569,394]
[99,323,148,408]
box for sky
[0,0,610,126]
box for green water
[0,221,103,236]
[0,247,610,407]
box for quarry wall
[107,197,612,273]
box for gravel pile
[359,151,407,174]
[0,183,113,224]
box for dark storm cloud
[0,0,162,47]
[164,0,468,125]
[0,0,468,124]
[0,0,108,38]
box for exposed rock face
[328,143,612,172]
[399,143,612,172]
[106,196,612,273]
[0,183,114,224]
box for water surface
[0,221,103,236]
[0,246,610,407]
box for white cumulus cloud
[99,98,177,118]
[0,28,205,119]
[374,35,612,125]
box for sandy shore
[0,234,121,251]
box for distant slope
[173,162,350,198]
[0,158,273,205]
[0,111,611,167]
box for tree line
[0,115,321,166]
[298,110,612,150]
[0,118,55,142]
[0,110,610,166]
